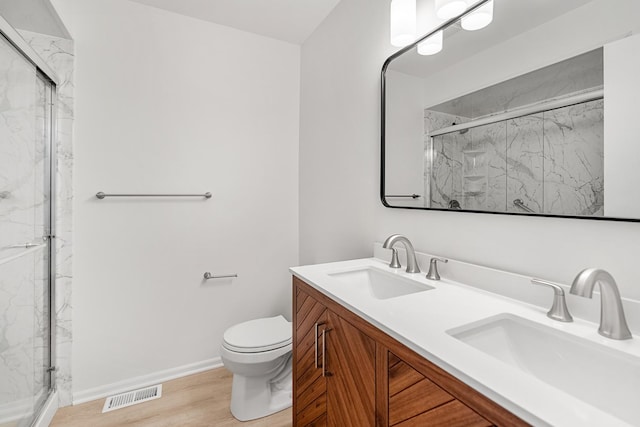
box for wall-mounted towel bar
[96,192,212,199]
[385,194,421,199]
[203,272,238,280]
[513,198,534,213]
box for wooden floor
[51,368,292,427]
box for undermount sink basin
[448,314,640,425]
[328,267,434,300]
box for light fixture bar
[384,0,492,60]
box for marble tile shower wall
[424,110,470,208]
[20,30,75,407]
[0,250,49,421]
[0,34,45,423]
[425,99,604,216]
[543,100,604,216]
[0,38,37,250]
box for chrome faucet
[426,257,448,281]
[382,234,420,273]
[570,268,632,340]
[531,278,573,322]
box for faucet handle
[531,278,573,322]
[389,248,401,269]
[426,257,448,281]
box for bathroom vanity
[292,275,524,426]
[290,252,640,427]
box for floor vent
[102,384,162,413]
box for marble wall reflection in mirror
[382,0,640,220]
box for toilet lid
[223,315,292,353]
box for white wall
[299,0,392,264]
[52,0,300,398]
[384,70,425,207]
[300,0,640,306]
[604,33,640,218]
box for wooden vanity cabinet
[293,278,375,426]
[293,276,529,427]
[294,282,328,425]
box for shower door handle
[3,239,47,250]
[6,243,40,249]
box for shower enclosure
[0,27,56,426]
[426,96,604,216]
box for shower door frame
[426,89,604,213]
[40,69,58,394]
[0,13,60,423]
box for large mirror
[382,0,640,220]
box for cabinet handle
[322,328,332,377]
[314,322,324,369]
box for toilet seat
[223,315,292,353]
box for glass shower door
[0,33,53,427]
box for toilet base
[229,356,292,421]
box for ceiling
[128,0,342,45]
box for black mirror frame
[380,0,639,223]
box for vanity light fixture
[390,0,417,47]
[461,0,493,31]
[418,30,443,55]
[435,0,468,19]
[392,0,494,51]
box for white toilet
[220,315,293,421]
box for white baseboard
[34,391,59,427]
[72,357,223,405]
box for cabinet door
[294,284,328,426]
[388,353,491,427]
[326,311,376,427]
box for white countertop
[290,256,640,427]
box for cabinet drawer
[394,400,492,427]
[389,355,492,427]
